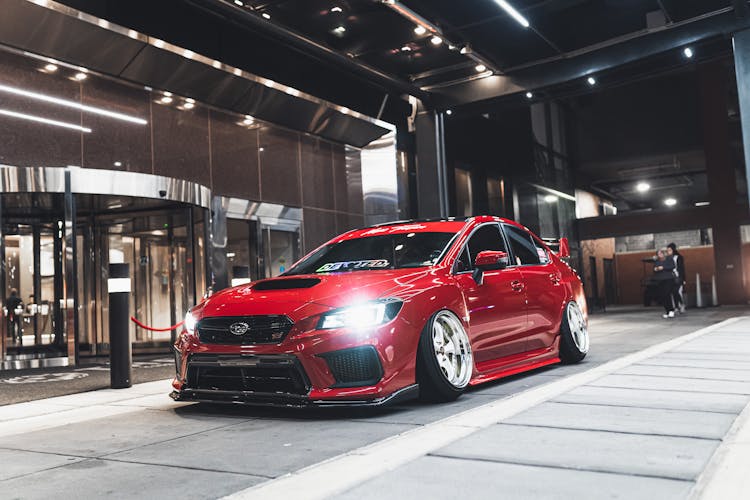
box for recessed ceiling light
[492,0,530,28]
[334,25,346,34]
[460,46,471,55]
[664,198,677,207]
[683,47,694,59]
[446,109,453,115]
[160,96,173,104]
[163,91,172,97]
[234,0,243,6]
[525,91,533,99]
[695,201,710,207]
[330,6,343,13]
[431,36,443,45]
[587,76,596,86]
[44,63,58,72]
[261,12,271,19]
[414,26,427,35]
[186,98,195,104]
[636,182,650,192]
[544,194,559,203]
[243,115,255,125]
[475,64,487,72]
[114,161,122,167]
[183,102,195,109]
[74,72,87,81]
[401,45,411,52]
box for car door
[453,223,528,367]
[502,225,567,351]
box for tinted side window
[504,226,541,265]
[454,247,471,273]
[467,224,506,265]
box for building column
[415,107,449,218]
[699,60,746,304]
[733,28,750,208]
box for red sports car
[171,216,589,407]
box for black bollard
[109,263,132,389]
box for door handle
[510,280,524,292]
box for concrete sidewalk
[323,316,750,500]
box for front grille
[197,315,293,344]
[186,354,310,395]
[319,346,384,388]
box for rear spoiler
[541,237,570,259]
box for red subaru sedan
[171,216,588,407]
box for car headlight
[183,311,197,334]
[318,299,403,330]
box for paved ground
[0,305,748,499]
[0,355,175,405]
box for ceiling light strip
[493,0,530,28]
[0,83,147,125]
[0,108,92,133]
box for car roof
[333,216,526,243]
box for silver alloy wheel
[567,302,589,354]
[431,311,473,389]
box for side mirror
[474,251,509,271]
[558,238,570,259]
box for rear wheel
[417,310,473,402]
[559,301,589,364]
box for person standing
[653,249,676,318]
[667,243,686,313]
[6,288,24,344]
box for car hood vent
[252,278,321,291]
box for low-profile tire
[417,310,474,402]
[559,301,589,364]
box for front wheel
[417,310,474,402]
[559,301,589,364]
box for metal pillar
[733,28,750,208]
[415,108,450,218]
[108,263,132,389]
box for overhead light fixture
[493,0,530,28]
[74,72,87,81]
[664,198,677,207]
[460,46,471,54]
[414,26,427,35]
[636,182,650,193]
[544,194,559,203]
[401,45,411,52]
[446,109,453,115]
[330,6,343,13]
[587,76,597,86]
[525,91,533,99]
[695,201,710,207]
[160,95,173,104]
[261,12,271,19]
[683,47,694,59]
[334,25,347,34]
[475,64,487,72]
[0,108,92,133]
[431,36,443,45]
[114,161,122,167]
[243,115,255,125]
[234,0,243,6]
[0,83,147,125]
[183,101,195,109]
[44,63,58,72]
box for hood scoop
[252,278,321,291]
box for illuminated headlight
[318,299,403,330]
[183,311,197,333]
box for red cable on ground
[130,316,184,332]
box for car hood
[195,269,430,319]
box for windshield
[285,232,457,275]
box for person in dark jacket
[6,288,24,343]
[667,243,686,313]
[653,249,676,318]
